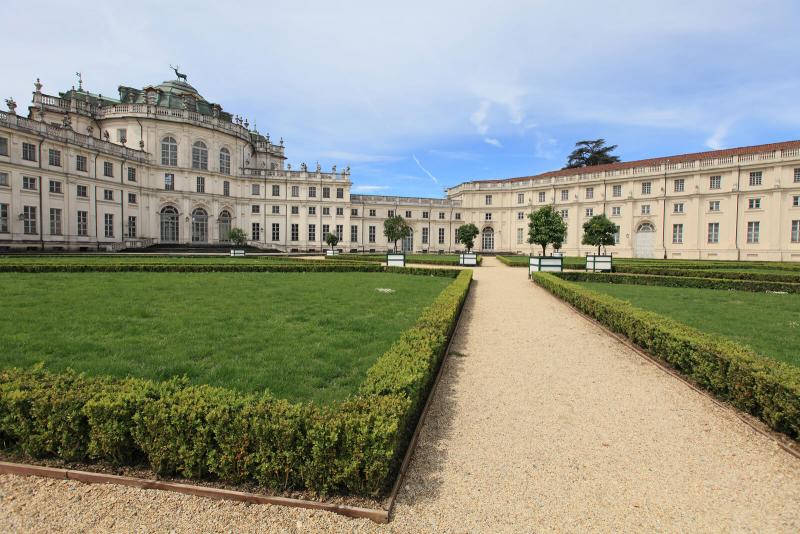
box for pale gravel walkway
[2,257,799,533]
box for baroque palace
[1,72,800,261]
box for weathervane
[75,72,83,91]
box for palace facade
[1,73,799,261]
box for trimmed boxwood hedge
[0,269,472,496]
[556,271,800,294]
[326,253,482,267]
[612,265,800,283]
[532,272,800,440]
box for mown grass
[0,272,452,404]
[0,255,308,265]
[575,281,800,367]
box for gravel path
[2,257,799,533]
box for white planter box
[552,251,564,257]
[325,249,341,256]
[387,253,406,267]
[459,252,478,266]
[529,255,563,275]
[230,249,246,257]
[586,254,613,272]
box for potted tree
[527,205,567,274]
[384,215,410,266]
[228,228,247,256]
[456,223,480,266]
[324,232,340,256]
[582,214,617,272]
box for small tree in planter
[456,223,480,252]
[528,205,567,256]
[228,228,247,247]
[324,232,340,252]
[582,214,617,255]
[384,215,411,252]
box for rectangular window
[674,178,685,192]
[223,180,230,196]
[438,227,445,244]
[336,187,344,199]
[48,149,61,167]
[793,195,800,208]
[794,169,800,183]
[128,193,137,204]
[322,224,330,238]
[351,225,358,242]
[0,137,7,156]
[485,195,492,206]
[291,223,299,241]
[104,213,114,238]
[0,204,6,233]
[252,205,260,214]
[164,173,174,191]
[103,161,113,177]
[291,206,299,215]
[308,186,317,198]
[76,155,87,172]
[22,206,37,235]
[673,202,684,214]
[23,176,37,190]
[127,167,136,182]
[77,184,87,197]
[308,224,316,242]
[0,172,7,186]
[709,175,721,189]
[585,187,594,199]
[291,185,300,197]
[612,184,622,197]
[611,206,621,216]
[116,128,127,143]
[422,227,429,244]
[252,184,260,196]
[272,185,280,197]
[369,225,376,243]
[77,210,88,236]
[49,208,62,235]
[103,189,113,201]
[369,209,376,217]
[322,187,330,199]
[672,223,683,244]
[515,227,523,245]
[561,189,569,201]
[127,216,137,238]
[439,212,445,219]
[538,191,546,202]
[388,210,395,218]
[331,224,341,240]
[749,171,762,186]
[336,207,344,216]
[641,181,651,195]
[485,213,492,221]
[517,211,525,220]
[517,193,525,204]
[748,198,761,210]
[49,180,62,194]
[252,223,261,241]
[709,200,720,212]
[792,220,800,243]
[641,204,650,215]
[22,142,36,161]
[196,176,205,193]
[455,212,461,220]
[323,207,330,215]
[708,222,719,244]
[422,211,429,219]
[272,205,280,215]
[560,209,568,219]
[747,221,760,243]
[405,210,412,218]
[308,206,316,215]
[351,208,358,216]
[272,223,280,241]
[585,207,594,217]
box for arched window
[482,227,494,250]
[637,222,656,233]
[219,148,231,175]
[218,210,232,242]
[191,208,208,243]
[161,137,177,167]
[160,206,179,242]
[192,141,208,170]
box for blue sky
[5,1,800,198]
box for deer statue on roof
[169,65,188,82]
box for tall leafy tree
[528,206,567,256]
[383,215,411,252]
[582,214,618,254]
[227,228,247,247]
[564,139,621,169]
[456,223,480,252]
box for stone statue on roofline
[5,98,16,114]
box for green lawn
[0,255,308,265]
[0,272,452,404]
[576,282,800,367]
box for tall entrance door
[402,230,414,253]
[634,222,655,258]
[482,227,494,251]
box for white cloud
[534,131,558,159]
[484,138,503,148]
[352,184,390,192]
[412,154,439,184]
[706,121,734,150]
[470,100,491,136]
